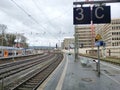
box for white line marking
[101,62,120,71]
[102,72,120,85]
[56,54,68,90]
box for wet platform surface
[37,53,120,90]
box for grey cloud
[0,0,120,46]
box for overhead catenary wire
[10,0,50,41]
[10,0,74,46]
[11,0,73,35]
[34,0,73,25]
[31,0,61,40]
[7,23,72,39]
[21,0,64,42]
[11,0,39,24]
[32,0,73,30]
[10,0,56,39]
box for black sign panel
[73,7,91,25]
[92,6,111,24]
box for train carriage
[0,46,23,57]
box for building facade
[96,19,120,47]
[95,19,120,58]
[75,25,95,48]
[63,38,74,49]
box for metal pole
[74,26,78,62]
[69,42,70,54]
[75,34,78,61]
[103,45,106,58]
[74,26,77,62]
[97,46,100,77]
[74,0,79,62]
[73,0,120,5]
[49,42,51,53]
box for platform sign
[73,7,91,25]
[73,6,111,25]
[95,41,104,46]
[92,6,111,24]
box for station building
[95,19,120,58]
[62,38,74,50]
[62,19,120,58]
[96,19,120,47]
[75,25,95,48]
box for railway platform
[37,53,120,90]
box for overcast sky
[0,0,120,46]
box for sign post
[73,1,116,76]
[74,32,79,62]
[95,34,104,77]
[97,46,100,76]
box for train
[0,46,35,58]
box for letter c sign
[92,6,111,24]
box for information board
[92,6,111,24]
[73,6,111,25]
[73,7,91,25]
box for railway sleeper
[27,80,42,84]
[22,84,36,88]
[31,76,45,81]
[0,58,50,80]
[18,87,33,90]
[26,81,39,84]
[30,79,40,82]
[9,54,63,90]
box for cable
[11,0,39,24]
[32,0,62,39]
[35,0,72,24]
[32,0,73,38]
[10,0,74,46]
[11,0,57,40]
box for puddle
[81,78,93,82]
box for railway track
[0,53,44,65]
[0,53,53,79]
[0,53,48,70]
[0,53,63,90]
[10,54,63,90]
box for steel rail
[0,54,54,80]
[10,54,63,90]
[2,53,60,90]
[0,53,46,69]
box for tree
[0,33,28,48]
[0,24,7,46]
[0,24,28,47]
[0,33,16,46]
